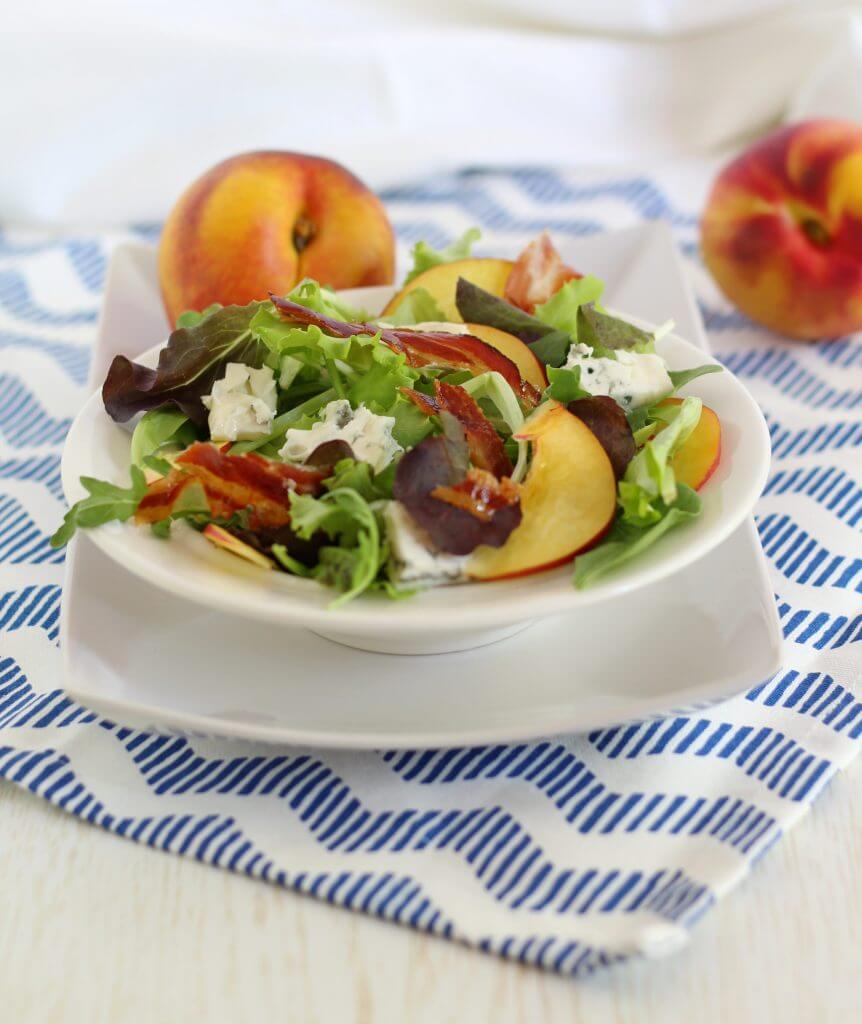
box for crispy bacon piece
[135,443,327,530]
[431,468,520,523]
[136,474,203,524]
[401,380,513,478]
[269,294,540,406]
[504,231,581,314]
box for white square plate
[60,225,782,749]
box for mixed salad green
[53,229,721,606]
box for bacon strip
[431,468,520,523]
[504,231,581,314]
[401,380,513,478]
[269,294,540,406]
[135,443,327,530]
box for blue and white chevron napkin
[0,165,859,978]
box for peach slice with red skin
[468,402,617,581]
[657,398,722,491]
[202,524,274,570]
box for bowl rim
[61,287,772,634]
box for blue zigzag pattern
[763,465,861,529]
[0,330,90,384]
[0,585,62,641]
[382,168,698,229]
[812,336,862,369]
[108,726,713,924]
[586,718,832,803]
[747,669,862,739]
[0,454,63,500]
[0,269,97,326]
[776,596,861,652]
[718,347,862,411]
[0,376,72,447]
[766,413,862,459]
[756,513,861,591]
[381,743,776,853]
[0,658,94,730]
[0,494,65,565]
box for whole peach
[701,120,862,340]
[158,151,395,324]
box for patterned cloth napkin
[0,164,859,978]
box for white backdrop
[3,1,862,224]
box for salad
[53,230,722,606]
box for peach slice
[468,402,617,580]
[657,398,722,491]
[464,323,547,390]
[202,524,274,569]
[381,258,514,322]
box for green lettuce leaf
[574,484,700,588]
[323,459,389,502]
[251,311,420,413]
[287,487,383,606]
[129,407,197,466]
[386,393,436,449]
[286,278,369,322]
[544,365,590,404]
[404,228,481,285]
[618,396,702,526]
[51,467,148,547]
[533,275,605,338]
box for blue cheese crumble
[202,363,277,442]
[279,399,402,474]
[564,343,672,410]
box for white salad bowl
[61,284,771,655]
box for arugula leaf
[534,275,605,338]
[668,364,723,391]
[288,488,383,606]
[618,396,702,526]
[129,407,196,466]
[404,228,481,285]
[383,287,447,326]
[175,303,222,329]
[51,467,147,547]
[574,485,700,588]
[103,302,268,426]
[544,365,590,404]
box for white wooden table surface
[1,759,858,1023]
